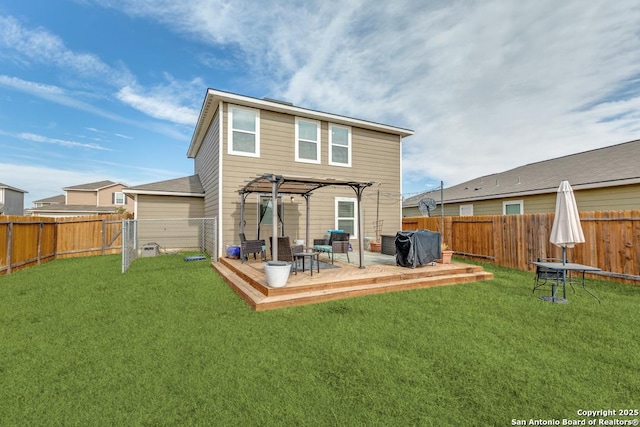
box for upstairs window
[228,105,260,157]
[295,118,321,164]
[113,192,126,205]
[329,124,351,167]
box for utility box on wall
[141,243,159,257]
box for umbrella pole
[561,247,567,300]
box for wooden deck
[212,253,494,311]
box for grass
[1,254,639,426]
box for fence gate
[122,217,217,273]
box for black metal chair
[532,257,575,295]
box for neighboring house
[403,139,640,217]
[31,194,65,208]
[123,175,206,251]
[123,175,205,219]
[133,88,413,256]
[25,180,130,217]
[0,183,27,215]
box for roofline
[187,88,414,158]
[404,177,640,206]
[0,184,28,193]
[62,182,126,192]
[122,189,205,197]
[24,208,117,213]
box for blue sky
[2,1,640,207]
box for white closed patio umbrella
[550,180,585,263]
[548,181,584,302]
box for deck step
[253,271,493,311]
[212,261,265,309]
[212,259,493,311]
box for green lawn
[1,254,638,426]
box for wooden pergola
[238,174,373,268]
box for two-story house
[0,183,27,215]
[26,180,130,217]
[126,88,413,257]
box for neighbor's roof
[63,180,126,191]
[0,183,28,193]
[32,194,65,204]
[26,205,119,214]
[187,88,414,158]
[123,175,205,197]
[404,139,640,206]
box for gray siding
[1,189,25,215]
[194,104,221,245]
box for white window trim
[460,204,473,216]
[114,192,126,205]
[294,117,321,164]
[503,200,524,215]
[228,104,260,158]
[335,196,357,239]
[328,123,352,167]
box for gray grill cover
[395,230,442,268]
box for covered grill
[395,230,442,268]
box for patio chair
[239,233,266,263]
[313,231,350,264]
[269,236,304,265]
[532,257,575,295]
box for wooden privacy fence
[0,213,130,276]
[403,210,640,283]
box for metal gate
[122,217,217,273]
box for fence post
[121,219,129,273]
[101,219,106,255]
[6,222,12,274]
[201,218,205,252]
[37,222,43,265]
[213,216,218,261]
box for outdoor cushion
[313,244,332,253]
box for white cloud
[93,1,639,187]
[0,15,200,130]
[116,76,201,125]
[48,1,640,193]
[0,75,124,120]
[17,132,112,150]
[0,74,190,140]
[0,15,132,87]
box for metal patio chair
[532,257,576,295]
